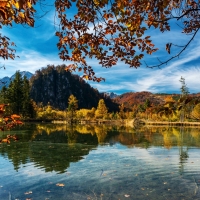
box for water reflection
[1,124,200,199]
[0,124,200,174]
[29,124,200,147]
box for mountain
[0,71,33,90]
[103,92,118,99]
[30,65,119,111]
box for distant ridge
[103,92,118,99]
[0,71,33,90]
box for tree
[6,71,24,114]
[179,77,190,122]
[143,99,151,110]
[22,76,35,118]
[95,99,108,119]
[119,103,125,119]
[180,77,189,97]
[0,104,23,132]
[158,96,177,121]
[1,1,200,80]
[67,94,78,123]
[0,86,8,103]
[2,71,35,117]
[191,103,200,121]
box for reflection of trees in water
[67,126,80,144]
[29,142,94,173]
[94,126,108,143]
[161,128,174,149]
[0,142,30,171]
[1,124,200,173]
[178,127,189,175]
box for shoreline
[144,121,200,127]
[23,119,200,127]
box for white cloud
[89,40,200,93]
[0,50,67,77]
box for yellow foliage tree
[67,94,78,123]
[191,103,200,120]
[95,99,108,119]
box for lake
[0,124,200,200]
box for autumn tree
[158,96,177,121]
[77,107,96,120]
[95,99,108,119]
[191,103,200,120]
[119,103,125,119]
[1,1,200,81]
[0,104,23,132]
[67,94,78,123]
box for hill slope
[113,91,166,109]
[30,65,119,111]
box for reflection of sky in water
[1,143,200,200]
[1,124,200,199]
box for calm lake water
[1,124,200,200]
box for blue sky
[1,2,200,95]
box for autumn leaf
[15,120,23,124]
[11,114,21,119]
[24,191,32,195]
[166,43,172,54]
[0,0,7,8]
[56,183,65,187]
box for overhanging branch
[146,28,200,68]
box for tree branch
[147,28,200,68]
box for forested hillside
[114,91,200,109]
[113,91,166,110]
[30,65,119,111]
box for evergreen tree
[2,71,35,117]
[180,77,189,97]
[7,71,24,114]
[0,86,8,103]
[22,76,35,118]
[143,99,151,110]
[179,76,190,122]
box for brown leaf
[24,191,32,195]
[56,183,65,187]
[166,43,172,54]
